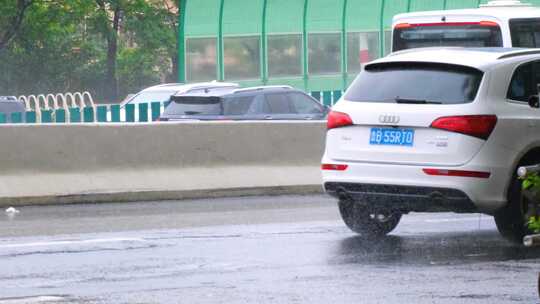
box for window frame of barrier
[267,33,303,78]
[307,32,342,75]
[223,35,262,80]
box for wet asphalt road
[0,195,540,304]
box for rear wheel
[338,199,401,237]
[494,163,535,244]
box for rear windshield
[164,95,259,116]
[393,24,503,52]
[164,96,223,116]
[344,62,483,104]
[510,18,540,48]
[125,90,178,106]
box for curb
[0,185,324,207]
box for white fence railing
[16,92,95,123]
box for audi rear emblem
[379,114,400,124]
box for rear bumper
[321,159,509,213]
[324,182,477,213]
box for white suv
[322,47,540,242]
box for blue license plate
[369,128,414,146]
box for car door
[262,92,298,120]
[286,92,327,120]
[242,94,268,120]
[222,94,258,120]
[262,91,325,120]
[529,61,540,142]
[505,59,540,151]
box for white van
[392,0,540,52]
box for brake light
[423,169,491,179]
[327,111,353,130]
[322,164,348,171]
[395,23,412,29]
[430,115,497,140]
[479,21,499,27]
[405,21,499,28]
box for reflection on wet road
[0,195,539,303]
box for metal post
[443,0,448,10]
[302,0,309,91]
[518,165,540,178]
[379,0,386,58]
[341,0,348,91]
[217,0,225,81]
[407,0,412,12]
[178,0,187,82]
[524,234,540,247]
[261,0,269,85]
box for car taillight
[422,169,491,179]
[395,22,412,29]
[478,21,499,27]
[406,21,499,27]
[322,164,348,171]
[430,115,497,140]
[327,111,353,130]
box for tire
[338,199,402,237]
[494,164,535,244]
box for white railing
[17,91,95,123]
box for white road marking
[424,217,485,223]
[465,253,488,257]
[0,296,66,304]
[0,237,144,249]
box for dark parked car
[158,86,329,121]
[0,96,26,122]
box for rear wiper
[395,98,442,105]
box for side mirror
[528,95,540,109]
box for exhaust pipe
[428,191,445,203]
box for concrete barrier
[0,121,326,206]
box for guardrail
[2,90,343,124]
[18,92,94,110]
[14,92,95,124]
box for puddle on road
[333,231,540,266]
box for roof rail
[154,83,185,88]
[480,0,531,7]
[232,85,293,94]
[498,49,540,60]
[388,46,465,57]
[185,83,239,92]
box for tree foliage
[524,173,540,233]
[0,0,34,51]
[0,0,178,103]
